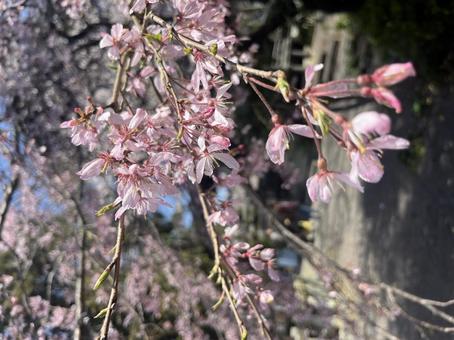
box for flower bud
[371,62,416,87]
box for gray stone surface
[304,13,454,340]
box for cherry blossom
[130,0,159,14]
[191,50,222,92]
[307,170,364,203]
[266,121,316,165]
[195,137,239,183]
[99,24,127,60]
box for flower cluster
[60,0,415,335]
[62,0,239,220]
[263,62,415,202]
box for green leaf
[94,307,108,319]
[144,33,162,43]
[93,267,111,290]
[316,110,332,136]
[240,327,248,340]
[96,202,119,217]
[276,73,290,102]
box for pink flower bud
[361,87,402,113]
[77,158,105,180]
[259,290,274,305]
[371,62,416,87]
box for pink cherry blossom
[191,51,221,92]
[130,0,159,14]
[123,27,145,66]
[306,170,364,203]
[350,135,409,183]
[351,111,391,136]
[99,24,126,60]
[60,119,99,151]
[259,290,274,307]
[208,205,239,227]
[195,138,239,183]
[266,124,316,165]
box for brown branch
[381,283,454,326]
[145,12,279,82]
[385,288,454,334]
[247,76,278,118]
[0,173,20,234]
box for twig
[220,274,248,339]
[146,12,279,82]
[98,215,126,340]
[301,105,323,160]
[0,173,20,234]
[244,293,272,340]
[109,53,130,110]
[381,283,454,326]
[197,186,220,277]
[247,76,278,118]
[385,288,454,334]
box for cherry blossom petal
[351,151,384,183]
[352,111,391,136]
[99,34,113,48]
[368,135,410,150]
[265,126,287,165]
[196,157,207,183]
[304,63,323,88]
[371,88,402,113]
[287,124,316,138]
[128,108,147,130]
[212,153,239,170]
[77,158,105,180]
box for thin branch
[385,288,454,334]
[0,173,20,234]
[381,283,454,325]
[146,12,279,82]
[109,53,130,110]
[197,186,221,276]
[220,274,248,339]
[247,76,278,118]
[98,215,126,340]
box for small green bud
[315,109,332,136]
[93,267,111,290]
[144,33,162,43]
[275,72,290,102]
[94,307,108,319]
[209,43,218,56]
[240,327,248,340]
[183,47,193,55]
[96,202,119,217]
[211,292,225,311]
[167,28,174,41]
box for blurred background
[1,0,454,339]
